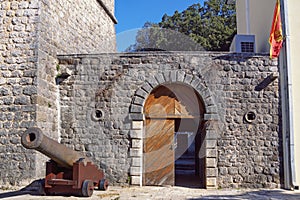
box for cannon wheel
[82,180,94,197]
[99,179,109,190]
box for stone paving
[1,186,300,200]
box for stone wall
[35,0,117,177]
[0,0,280,189]
[0,0,40,186]
[0,0,116,186]
[39,0,116,55]
[57,52,281,188]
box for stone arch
[130,71,219,121]
[128,70,219,188]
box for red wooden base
[44,160,108,197]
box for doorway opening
[174,118,205,188]
[143,83,206,188]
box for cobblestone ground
[1,186,300,200]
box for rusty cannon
[21,127,108,197]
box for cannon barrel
[21,127,89,168]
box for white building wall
[287,0,300,188]
[236,0,276,53]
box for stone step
[176,164,194,170]
[175,169,195,175]
[175,159,195,166]
[176,153,194,160]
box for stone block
[0,87,10,96]
[132,139,142,148]
[206,105,217,114]
[147,77,159,88]
[207,158,217,167]
[206,140,217,148]
[170,71,177,82]
[135,88,148,98]
[36,113,48,122]
[196,83,206,92]
[14,96,30,105]
[206,178,217,188]
[177,71,185,82]
[130,129,142,139]
[219,167,228,175]
[23,86,37,95]
[133,96,144,106]
[205,96,215,106]
[129,113,144,121]
[132,121,143,130]
[141,82,153,93]
[201,88,213,99]
[207,131,219,140]
[228,167,238,175]
[207,168,218,177]
[163,71,171,82]
[130,167,141,176]
[130,148,142,157]
[29,0,39,9]
[269,66,278,72]
[183,74,193,84]
[131,176,141,185]
[204,113,219,120]
[130,104,143,113]
[132,157,141,167]
[155,73,165,84]
[206,149,217,157]
[191,77,200,88]
[0,78,6,85]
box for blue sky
[115,0,204,51]
[115,0,204,33]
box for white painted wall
[287,0,300,188]
[236,0,276,53]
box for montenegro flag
[269,0,283,58]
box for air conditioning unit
[230,34,256,53]
[226,0,235,5]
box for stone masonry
[57,52,281,189]
[0,0,282,190]
[0,0,116,186]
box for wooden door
[143,118,175,186]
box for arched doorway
[143,83,206,188]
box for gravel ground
[1,185,300,200]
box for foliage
[125,22,204,52]
[126,0,236,52]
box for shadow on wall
[213,53,269,62]
[188,189,300,200]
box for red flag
[269,0,283,58]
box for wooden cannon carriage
[21,127,108,197]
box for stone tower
[0,0,117,186]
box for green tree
[127,0,236,52]
[125,22,204,52]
